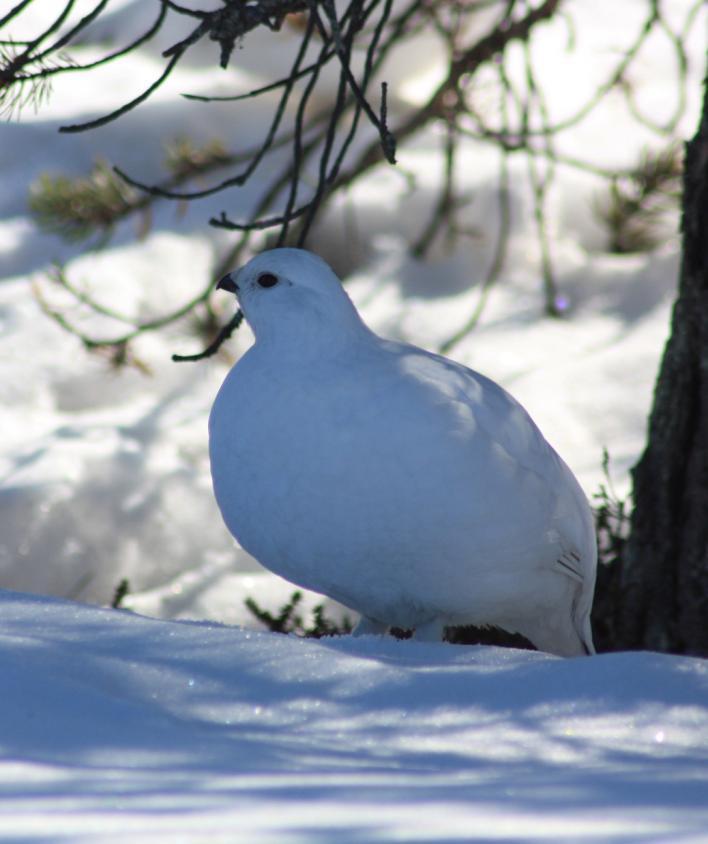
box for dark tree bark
[617,67,708,656]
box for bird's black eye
[257,272,279,288]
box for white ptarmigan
[209,248,597,656]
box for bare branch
[0,0,37,31]
[162,0,309,67]
[172,310,245,362]
[60,50,183,133]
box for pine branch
[595,145,682,253]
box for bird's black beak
[216,273,238,294]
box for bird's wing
[398,344,560,480]
[553,549,586,583]
[394,344,595,569]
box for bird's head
[217,248,368,350]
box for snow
[1,0,708,839]
[2,589,708,843]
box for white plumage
[209,248,597,656]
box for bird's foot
[412,619,446,642]
[352,616,389,637]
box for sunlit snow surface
[2,0,708,839]
[2,591,708,843]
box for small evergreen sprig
[0,43,75,119]
[163,136,230,180]
[593,448,630,569]
[28,138,234,244]
[590,448,631,652]
[29,159,140,242]
[245,590,353,638]
[110,578,130,609]
[595,145,682,253]
[246,591,536,648]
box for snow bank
[1,590,707,842]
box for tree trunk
[617,70,708,656]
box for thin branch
[296,0,396,242]
[163,1,208,18]
[172,310,245,362]
[181,51,337,103]
[522,36,560,316]
[35,263,217,352]
[49,263,139,325]
[8,0,75,69]
[621,4,690,136]
[279,3,326,244]
[439,80,513,353]
[115,6,318,201]
[162,0,309,67]
[19,2,168,80]
[211,202,314,231]
[210,0,394,241]
[438,155,511,355]
[31,0,110,64]
[0,0,35,30]
[294,1,361,241]
[320,0,396,163]
[526,1,659,136]
[332,0,563,192]
[411,116,459,257]
[59,50,183,133]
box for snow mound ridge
[1,589,707,842]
